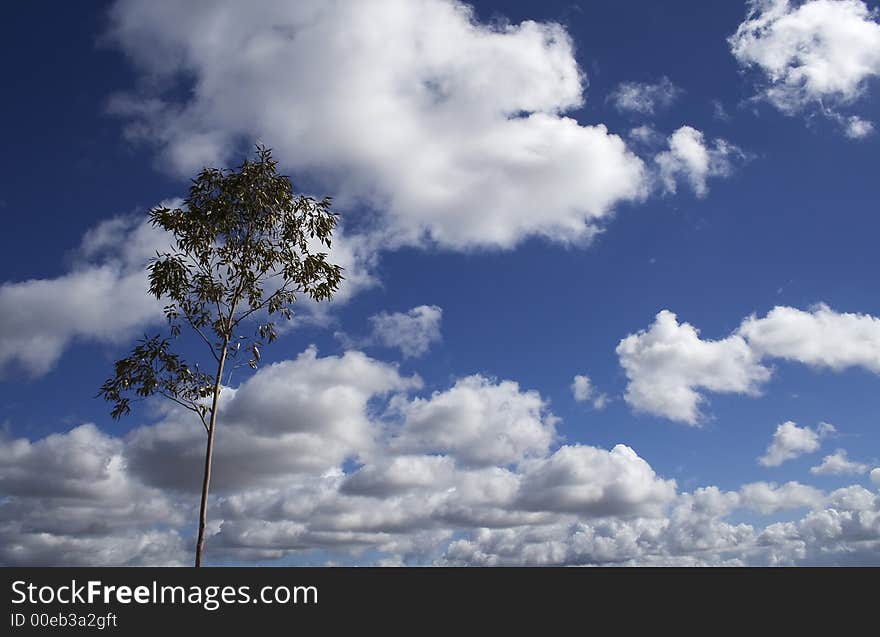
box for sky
[1,0,879,566]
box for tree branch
[232,280,298,328]
[157,390,210,433]
[183,311,221,363]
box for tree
[99,145,343,567]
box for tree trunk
[195,345,228,567]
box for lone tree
[99,145,343,566]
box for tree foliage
[101,144,343,420]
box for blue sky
[1,0,880,566]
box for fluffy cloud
[390,375,557,467]
[872,468,880,488]
[1,346,687,565]
[738,481,825,513]
[758,421,834,467]
[655,126,743,197]
[106,0,648,251]
[616,310,770,424]
[729,0,880,131]
[810,449,870,475]
[0,205,377,377]
[739,304,880,373]
[368,305,442,358]
[127,347,420,493]
[758,486,880,565]
[515,444,676,517]
[341,455,458,497]
[0,424,186,566]
[619,304,880,422]
[5,348,880,566]
[571,374,593,402]
[608,77,682,115]
[0,215,168,377]
[444,483,880,566]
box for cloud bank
[3,345,879,566]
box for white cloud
[106,0,648,251]
[516,444,677,517]
[810,449,869,475]
[616,310,770,424]
[0,207,377,377]
[391,375,557,467]
[444,482,880,566]
[619,304,880,422]
[729,0,880,129]
[6,353,880,566]
[0,216,168,377]
[0,424,185,566]
[571,374,593,402]
[655,126,743,197]
[608,77,682,115]
[871,468,880,488]
[341,455,458,497]
[127,347,420,492]
[739,481,825,513]
[368,305,442,358]
[739,304,880,372]
[758,486,880,565]
[759,421,834,467]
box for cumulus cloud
[810,449,869,475]
[608,76,682,115]
[0,424,186,566]
[655,126,744,197]
[571,375,593,402]
[871,468,880,488]
[1,345,694,565]
[616,310,770,424]
[5,349,880,566]
[516,444,677,517]
[619,304,880,423]
[106,0,648,251]
[729,0,880,132]
[391,375,557,467]
[443,483,880,566]
[368,305,442,358]
[739,304,880,373]
[757,486,880,565]
[341,454,457,497]
[0,215,168,377]
[0,205,377,377]
[758,421,834,467]
[453,482,880,566]
[127,347,420,493]
[738,481,826,513]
